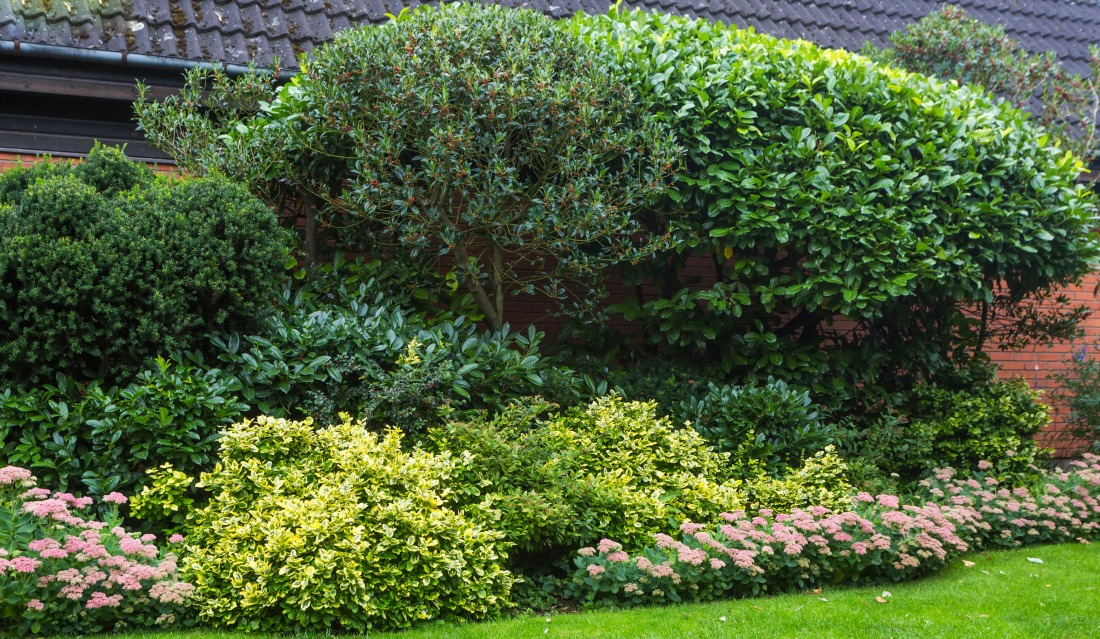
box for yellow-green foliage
[433,396,743,553]
[541,395,743,522]
[743,446,852,514]
[908,377,1050,477]
[129,463,195,535]
[183,416,512,633]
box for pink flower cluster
[568,455,1100,607]
[0,465,194,634]
[0,465,35,486]
[921,453,1100,549]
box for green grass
[108,543,1100,639]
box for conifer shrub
[0,145,288,385]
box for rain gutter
[0,39,297,80]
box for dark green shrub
[847,366,1050,483]
[184,415,512,633]
[193,258,580,434]
[0,156,72,203]
[72,141,155,195]
[0,359,246,501]
[593,358,712,421]
[834,411,920,494]
[680,379,835,477]
[0,145,289,384]
[136,3,677,329]
[567,8,1100,409]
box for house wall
[995,274,1100,456]
[0,152,37,170]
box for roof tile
[0,0,1094,78]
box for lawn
[107,543,1100,639]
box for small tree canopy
[136,3,678,330]
[875,5,1100,169]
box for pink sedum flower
[0,466,34,486]
[102,492,128,505]
[21,487,51,500]
[10,556,41,573]
[86,591,124,609]
[876,494,901,509]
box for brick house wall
[994,273,1100,455]
[0,152,34,170]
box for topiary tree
[0,144,290,385]
[135,3,677,331]
[566,8,1100,409]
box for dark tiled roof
[0,0,1097,74]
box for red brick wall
[0,152,42,170]
[991,274,1100,456]
[0,152,177,175]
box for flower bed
[565,454,1100,606]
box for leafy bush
[430,396,744,557]
[840,367,1049,484]
[0,359,246,501]
[0,155,72,203]
[129,464,197,535]
[898,371,1050,481]
[0,466,193,635]
[742,446,853,514]
[183,415,512,633]
[189,258,579,434]
[593,358,712,421]
[1052,344,1100,452]
[680,380,834,476]
[0,145,289,384]
[876,5,1099,166]
[137,3,677,329]
[833,411,918,494]
[567,8,1100,408]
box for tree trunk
[491,242,504,327]
[440,214,503,330]
[301,191,318,266]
